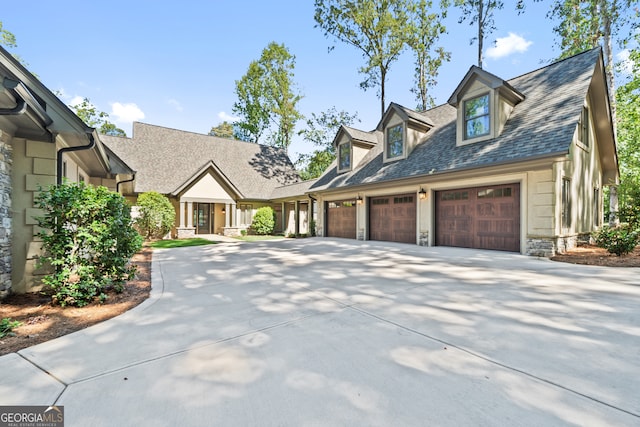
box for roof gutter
[57,132,96,185]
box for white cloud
[486,33,533,60]
[218,111,239,122]
[110,102,145,124]
[616,49,633,75]
[68,95,85,107]
[167,98,183,112]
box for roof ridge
[503,47,601,84]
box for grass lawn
[233,235,285,242]
[150,238,219,249]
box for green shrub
[309,219,316,237]
[0,318,21,338]
[135,191,175,239]
[35,182,143,307]
[593,224,639,256]
[251,206,275,235]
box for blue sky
[1,1,629,159]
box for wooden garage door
[369,194,417,244]
[436,184,520,252]
[326,200,356,239]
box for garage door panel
[369,194,416,244]
[326,200,356,239]
[436,184,520,252]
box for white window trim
[383,123,406,163]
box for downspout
[116,173,136,193]
[0,98,26,115]
[56,132,95,185]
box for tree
[233,61,271,143]
[544,0,637,224]
[135,192,176,240]
[209,121,235,139]
[296,107,360,180]
[70,98,126,137]
[233,42,303,151]
[35,182,142,306]
[314,0,410,118]
[454,1,527,68]
[406,0,450,111]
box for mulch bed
[0,245,152,356]
[550,244,640,267]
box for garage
[436,183,520,252]
[326,200,356,239]
[369,193,417,244]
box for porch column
[231,203,237,227]
[281,202,286,232]
[295,201,300,235]
[225,203,230,227]
[187,202,193,228]
[179,201,186,228]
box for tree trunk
[477,0,484,67]
[609,185,619,226]
[601,0,616,131]
[380,66,386,118]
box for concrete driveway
[2,238,639,426]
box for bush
[135,191,175,239]
[35,182,143,307]
[251,206,275,235]
[593,224,639,256]
[0,318,21,338]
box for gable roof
[311,48,606,192]
[448,65,524,107]
[333,125,380,148]
[377,102,433,131]
[102,122,300,199]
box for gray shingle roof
[311,48,601,192]
[102,122,300,199]
[270,179,319,200]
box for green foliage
[209,121,236,139]
[594,224,639,256]
[0,318,21,338]
[70,98,126,136]
[135,192,176,240]
[309,219,317,237]
[150,238,217,249]
[618,181,640,230]
[296,107,360,179]
[0,22,17,48]
[233,42,303,151]
[314,0,410,117]
[251,206,276,235]
[35,182,142,307]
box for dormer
[377,103,433,163]
[448,66,524,146]
[333,125,379,174]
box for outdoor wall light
[356,195,363,205]
[418,188,427,200]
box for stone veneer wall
[0,132,12,298]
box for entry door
[194,203,212,234]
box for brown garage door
[369,194,417,244]
[326,200,356,239]
[436,184,520,252]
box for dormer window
[386,124,404,159]
[578,105,590,147]
[464,93,490,140]
[338,141,351,171]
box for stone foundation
[357,229,365,241]
[0,133,11,299]
[419,231,429,246]
[223,226,247,237]
[176,227,195,239]
[526,233,590,257]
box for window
[239,204,253,225]
[464,94,490,139]
[338,142,351,171]
[62,161,68,179]
[579,106,590,147]
[393,196,413,204]
[478,187,512,199]
[562,178,571,229]
[440,191,469,201]
[386,124,403,159]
